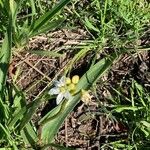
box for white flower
[49,76,72,105]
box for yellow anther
[68,83,76,91]
[66,77,71,85]
[60,86,65,93]
[72,75,79,84]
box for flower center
[60,86,66,93]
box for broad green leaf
[39,101,63,125]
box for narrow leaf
[30,0,70,35]
[21,122,38,148]
[30,18,64,37]
[29,50,63,57]
[113,106,143,113]
[85,17,100,33]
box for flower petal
[54,76,66,87]
[64,91,72,100]
[56,93,64,105]
[49,87,60,95]
[54,80,61,87]
[59,76,66,86]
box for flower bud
[72,75,79,84]
[66,77,71,85]
[81,90,92,105]
[68,83,76,91]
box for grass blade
[30,18,64,37]
[0,24,12,91]
[29,0,71,36]
[20,122,38,148]
[29,50,63,57]
[0,1,12,121]
[0,124,18,149]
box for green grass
[62,0,150,74]
[104,79,150,149]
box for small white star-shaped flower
[49,76,72,105]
